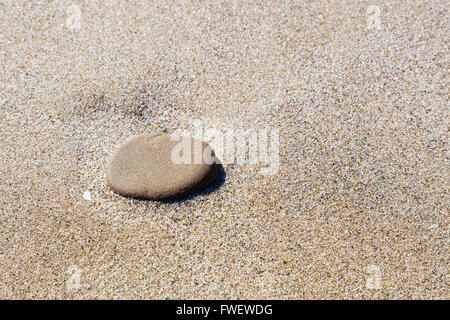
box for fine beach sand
[0,0,448,299]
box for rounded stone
[106,132,219,201]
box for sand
[0,0,448,299]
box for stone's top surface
[106,133,218,200]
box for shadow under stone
[127,163,226,203]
